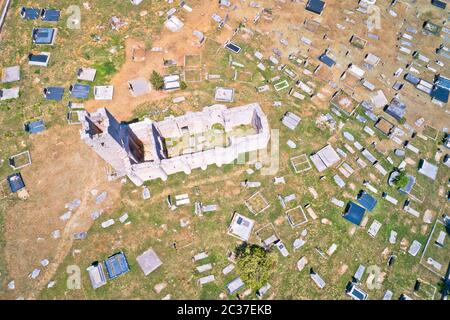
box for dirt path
[2,125,121,299]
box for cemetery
[0,0,448,301]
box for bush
[150,71,164,90]
[235,244,274,290]
[180,81,187,90]
[393,171,409,189]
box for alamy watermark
[66,5,81,30]
[367,5,382,32]
[66,265,81,290]
[365,265,383,290]
[177,127,280,175]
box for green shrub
[150,71,164,90]
[235,244,274,290]
[393,171,409,189]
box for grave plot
[303,61,318,74]
[338,162,355,178]
[274,79,289,92]
[413,280,437,300]
[236,71,253,83]
[244,191,270,215]
[290,154,312,173]
[184,54,202,68]
[409,182,425,203]
[303,19,322,33]
[331,90,360,116]
[350,35,368,49]
[192,251,209,263]
[255,223,279,248]
[367,220,382,238]
[228,213,255,242]
[305,204,318,220]
[422,125,438,141]
[278,193,298,209]
[225,41,241,54]
[283,66,298,80]
[198,275,215,286]
[184,69,202,82]
[286,205,308,228]
[172,228,195,250]
[175,193,190,206]
[183,54,202,83]
[67,110,81,125]
[420,219,449,278]
[68,102,85,110]
[206,68,228,81]
[9,150,32,170]
[195,263,213,274]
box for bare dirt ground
[86,2,233,121]
[85,37,169,121]
[2,125,121,299]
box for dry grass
[0,0,449,300]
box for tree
[235,244,274,290]
[150,70,164,90]
[180,80,187,90]
[393,171,409,189]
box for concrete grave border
[290,154,312,173]
[244,191,270,215]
